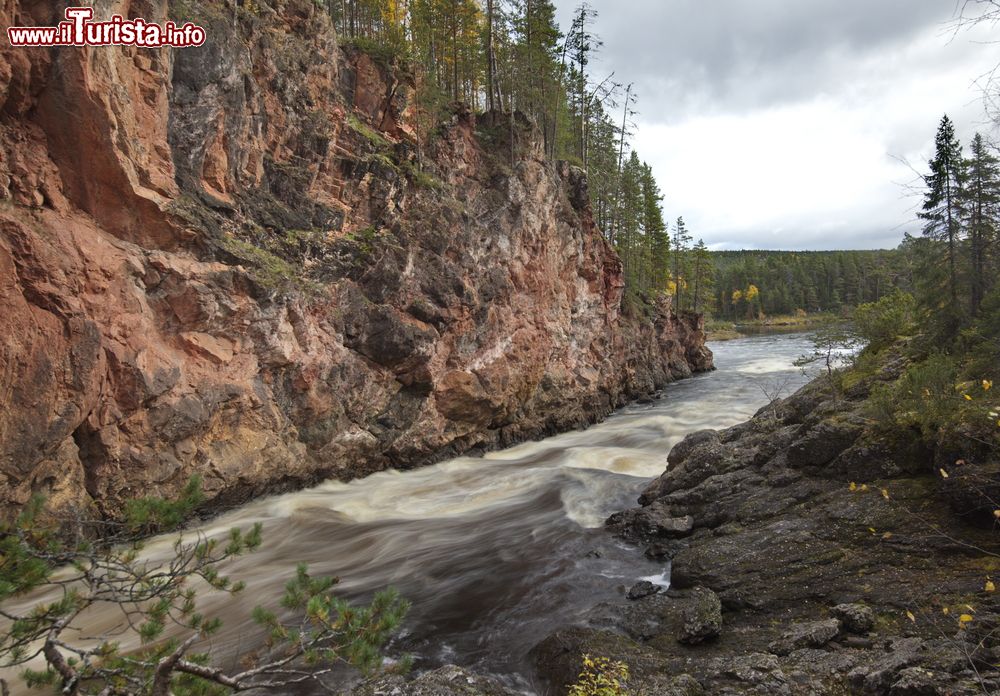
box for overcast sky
[554,0,999,250]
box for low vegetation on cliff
[309,0,723,305]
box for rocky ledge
[530,361,1000,695]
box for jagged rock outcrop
[0,0,712,517]
[532,361,1000,695]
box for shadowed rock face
[0,0,712,517]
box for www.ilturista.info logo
[7,6,206,47]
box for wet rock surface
[351,665,521,696]
[530,371,1000,695]
[626,581,662,601]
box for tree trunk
[451,13,458,102]
[486,0,495,112]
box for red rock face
[0,0,712,518]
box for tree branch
[150,632,202,696]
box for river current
[2,332,819,693]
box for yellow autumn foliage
[569,655,630,696]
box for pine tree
[508,0,562,149]
[485,0,500,111]
[640,163,670,293]
[0,483,409,695]
[615,152,644,287]
[408,0,481,103]
[609,83,635,244]
[565,3,601,167]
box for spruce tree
[964,132,1000,315]
[615,152,644,287]
[671,217,692,311]
[640,163,670,293]
[919,114,967,322]
[691,239,713,313]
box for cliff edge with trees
[0,0,712,521]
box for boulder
[848,638,926,692]
[831,603,875,634]
[627,581,662,601]
[678,587,723,645]
[605,501,695,543]
[768,619,841,656]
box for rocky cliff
[0,0,712,518]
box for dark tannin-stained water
[1,333,820,694]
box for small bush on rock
[568,655,630,696]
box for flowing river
[2,332,819,694]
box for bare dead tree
[953,2,1000,125]
[751,373,795,426]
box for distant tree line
[700,115,999,324]
[709,249,911,320]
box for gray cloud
[561,0,961,119]
[554,0,997,250]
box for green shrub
[124,474,204,534]
[347,113,391,148]
[853,291,916,352]
[963,285,1000,377]
[569,655,630,696]
[868,354,998,449]
[218,235,322,294]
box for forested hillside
[709,249,909,319]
